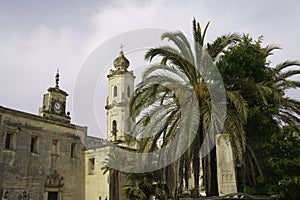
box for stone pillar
[216,134,237,195]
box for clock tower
[39,70,71,123]
[105,50,135,144]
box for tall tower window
[127,86,130,97]
[70,142,77,158]
[30,136,38,153]
[51,139,59,155]
[112,120,117,136]
[5,133,14,150]
[113,86,118,97]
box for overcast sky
[0,0,299,137]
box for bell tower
[39,70,71,123]
[105,50,135,144]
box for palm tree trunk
[179,157,184,194]
[109,170,119,200]
[184,158,190,191]
[203,147,218,197]
[166,163,175,199]
[203,155,209,195]
[192,155,200,190]
[191,108,203,196]
[210,147,219,196]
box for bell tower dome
[105,50,135,144]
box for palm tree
[129,19,247,197]
[272,60,300,127]
[123,171,168,200]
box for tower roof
[113,51,130,71]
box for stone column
[216,134,237,195]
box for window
[127,86,130,97]
[4,132,14,150]
[70,142,77,158]
[30,136,38,153]
[88,158,95,175]
[113,86,117,97]
[112,120,117,136]
[51,139,59,155]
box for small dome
[113,51,130,70]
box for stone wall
[0,106,87,200]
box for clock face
[54,101,61,111]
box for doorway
[47,192,58,200]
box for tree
[216,35,300,197]
[264,126,300,200]
[243,126,300,200]
[217,35,300,131]
[129,19,247,197]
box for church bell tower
[39,70,71,123]
[105,50,135,144]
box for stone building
[0,72,87,200]
[0,51,134,200]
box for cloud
[0,23,88,113]
[0,0,299,136]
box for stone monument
[216,134,237,195]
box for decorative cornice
[47,87,68,96]
[107,67,135,79]
[105,101,128,110]
[0,105,86,131]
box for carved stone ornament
[45,170,64,188]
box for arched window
[113,86,117,97]
[127,86,130,97]
[112,120,117,136]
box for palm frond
[207,33,241,59]
[265,44,281,56]
[161,31,194,64]
[274,60,300,72]
[279,69,300,79]
[226,90,248,121]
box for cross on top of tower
[55,69,60,88]
[119,43,124,53]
